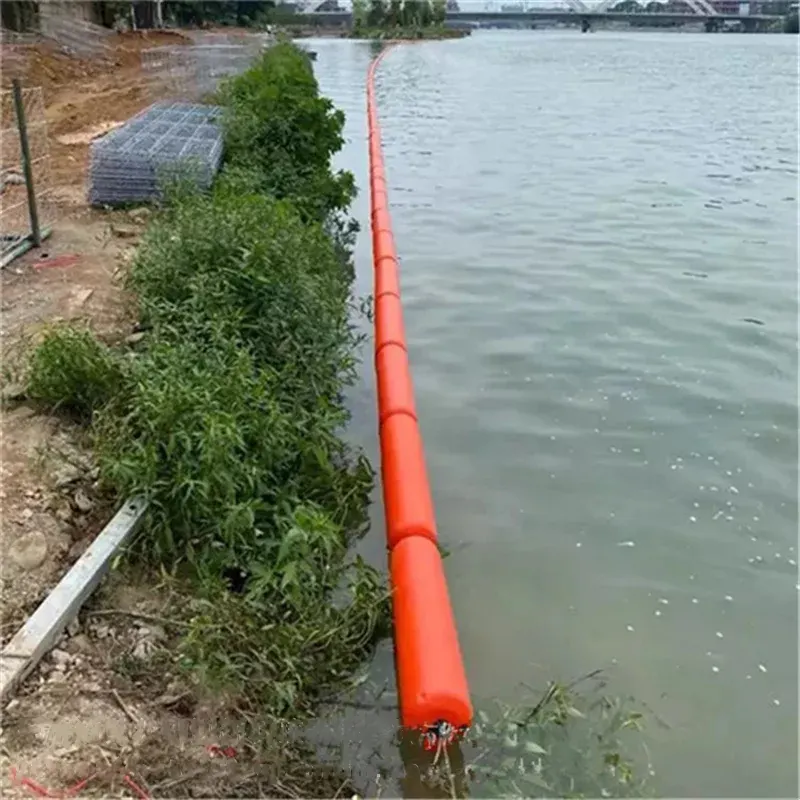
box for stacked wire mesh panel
[88,102,223,207]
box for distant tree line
[352,0,448,31]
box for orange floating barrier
[375,258,401,299]
[376,342,417,425]
[380,413,437,547]
[368,44,472,741]
[390,536,473,730]
[372,226,396,262]
[374,292,406,356]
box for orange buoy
[374,292,407,357]
[375,257,401,299]
[376,342,417,425]
[372,226,396,263]
[379,413,437,547]
[390,536,473,730]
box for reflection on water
[309,31,798,798]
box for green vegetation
[353,0,468,38]
[467,678,654,798]
[27,43,389,724]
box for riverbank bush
[353,0,468,38]
[219,42,355,222]
[27,42,388,727]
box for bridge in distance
[308,3,784,27]
[448,8,781,21]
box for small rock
[3,171,24,185]
[50,648,72,667]
[56,505,73,523]
[68,633,91,654]
[48,669,67,684]
[124,332,146,345]
[54,462,82,488]
[73,489,93,513]
[139,624,166,641]
[127,207,151,223]
[111,222,138,239]
[68,538,90,561]
[94,623,111,640]
[72,288,94,307]
[9,530,48,570]
[21,508,34,520]
[6,699,20,711]
[67,617,81,637]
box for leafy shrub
[219,42,356,222]
[95,332,372,571]
[127,182,360,413]
[178,508,389,714]
[27,325,125,419]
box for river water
[307,31,798,798]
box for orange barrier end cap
[380,413,437,548]
[390,536,472,730]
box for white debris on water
[626,625,635,632]
[712,665,720,673]
[725,595,733,602]
[716,631,724,639]
[758,663,767,673]
[617,540,635,547]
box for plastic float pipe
[376,342,418,426]
[367,45,473,738]
[380,413,437,547]
[374,292,407,357]
[390,536,472,730]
